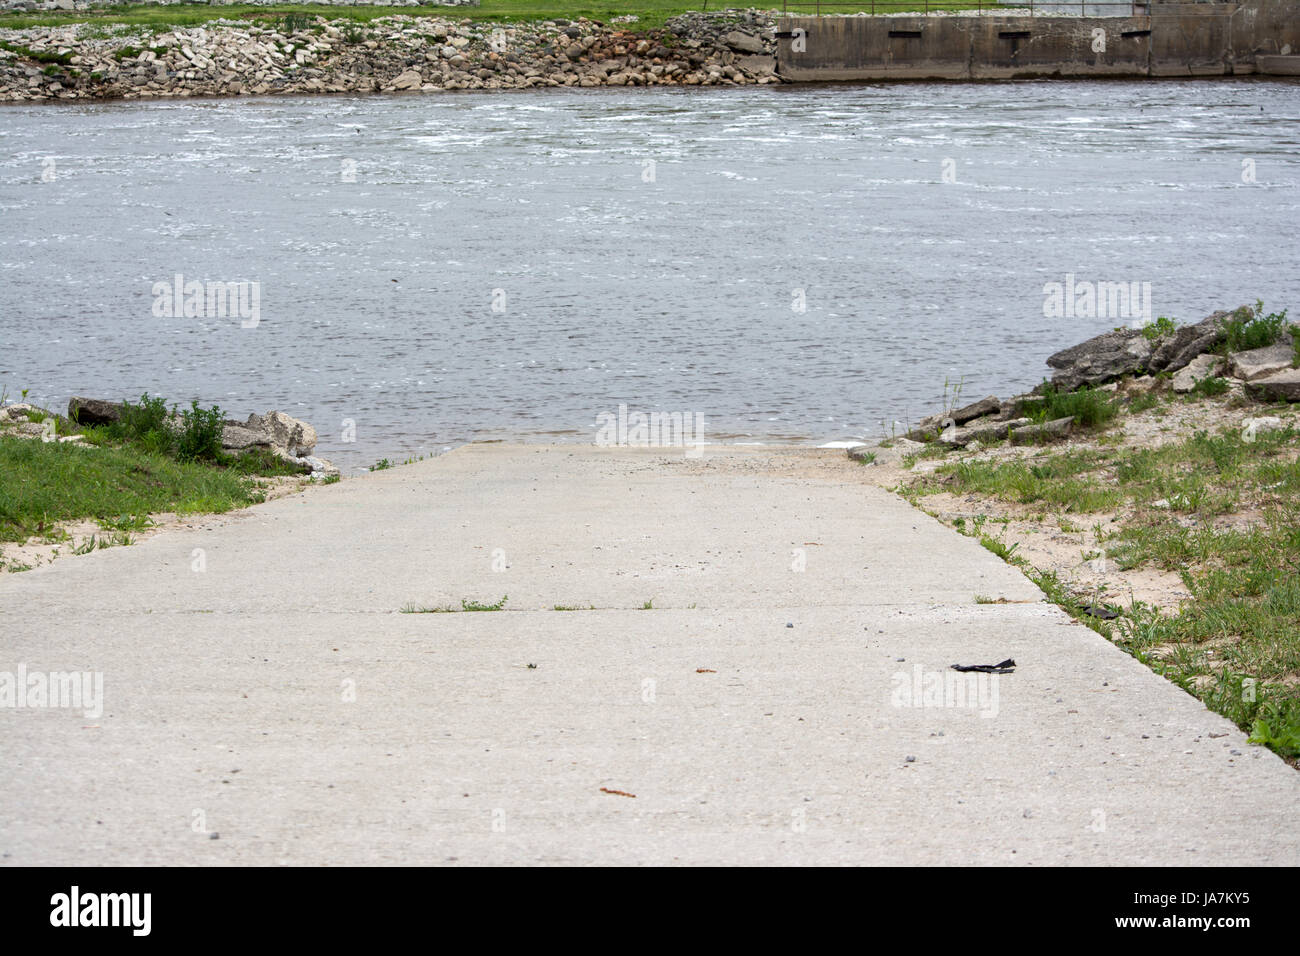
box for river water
[2,79,1298,470]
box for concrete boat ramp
[2,444,1295,865]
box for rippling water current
[2,80,1298,470]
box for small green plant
[1291,324,1300,368]
[1249,702,1300,758]
[1190,376,1230,399]
[281,12,313,34]
[856,450,877,465]
[102,514,153,533]
[640,599,654,610]
[400,602,455,614]
[176,400,224,463]
[113,393,172,444]
[461,595,507,612]
[1128,391,1162,414]
[370,458,393,472]
[553,604,595,611]
[1223,300,1289,353]
[1031,385,1118,429]
[979,534,1020,562]
[1140,316,1177,342]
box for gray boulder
[1010,416,1074,445]
[938,417,1031,448]
[1045,328,1153,391]
[722,30,765,53]
[1227,340,1295,382]
[1148,309,1232,373]
[1245,368,1300,403]
[221,411,318,458]
[950,395,1001,425]
[903,395,1002,441]
[68,396,123,426]
[1171,354,1223,393]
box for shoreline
[847,303,1300,766]
[0,11,783,103]
[4,7,1297,105]
[4,304,1298,763]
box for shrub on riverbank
[1222,300,1290,354]
[0,393,310,550]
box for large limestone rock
[67,396,123,426]
[1010,416,1075,445]
[221,411,318,457]
[391,69,423,90]
[1172,353,1223,393]
[1245,368,1300,403]
[937,416,1032,448]
[1045,328,1153,391]
[1227,340,1295,382]
[903,395,1001,441]
[1148,309,1232,373]
[722,31,764,54]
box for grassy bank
[0,395,312,570]
[0,1,985,32]
[879,373,1300,765]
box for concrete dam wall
[776,1,1300,81]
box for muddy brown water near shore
[2,79,1299,471]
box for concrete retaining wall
[777,0,1300,80]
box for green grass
[919,452,1121,512]
[1023,385,1119,429]
[401,595,509,613]
[0,436,266,544]
[0,1,987,33]
[1190,375,1230,399]
[553,603,595,610]
[909,415,1300,763]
